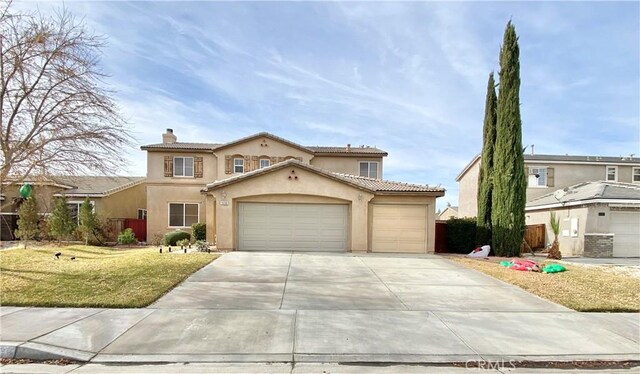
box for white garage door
[371,205,427,253]
[610,211,640,257]
[238,203,348,252]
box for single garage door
[238,203,348,252]
[610,211,640,257]
[371,204,427,253]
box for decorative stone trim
[584,233,614,258]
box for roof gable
[211,132,314,155]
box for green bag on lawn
[499,261,512,267]
[543,264,566,273]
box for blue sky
[21,1,640,210]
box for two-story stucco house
[456,153,640,257]
[141,129,445,253]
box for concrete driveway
[151,251,567,312]
[2,252,639,364]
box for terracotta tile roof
[204,159,443,195]
[141,132,388,155]
[140,142,221,150]
[52,176,145,197]
[306,146,388,156]
[333,173,443,192]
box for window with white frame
[234,158,244,173]
[632,167,640,183]
[259,159,270,169]
[606,166,617,182]
[67,201,94,224]
[359,161,379,179]
[168,203,199,227]
[173,157,194,177]
[528,167,547,187]
[137,209,147,220]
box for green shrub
[191,223,206,241]
[176,238,190,247]
[163,231,191,246]
[117,228,137,245]
[195,240,210,252]
[445,217,478,254]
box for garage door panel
[239,203,348,252]
[610,212,640,258]
[371,205,428,253]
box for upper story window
[359,161,379,179]
[528,167,547,187]
[606,166,617,182]
[234,158,244,173]
[174,157,194,177]
[633,167,640,183]
[259,159,270,169]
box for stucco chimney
[347,144,351,152]
[163,128,177,144]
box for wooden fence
[524,224,546,250]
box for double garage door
[238,202,429,253]
[238,203,348,252]
[610,211,640,257]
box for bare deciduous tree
[0,1,132,185]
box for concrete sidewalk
[1,362,638,373]
[1,252,639,365]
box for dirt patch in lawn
[448,255,640,312]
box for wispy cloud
[16,1,640,210]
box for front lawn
[0,245,217,308]
[449,256,640,312]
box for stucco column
[350,193,371,252]
[205,194,216,244]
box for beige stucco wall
[146,184,206,242]
[97,183,146,219]
[457,160,480,218]
[147,151,217,184]
[1,184,61,214]
[214,137,314,181]
[369,194,438,253]
[206,166,375,252]
[526,206,591,257]
[310,156,384,178]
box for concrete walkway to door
[1,251,638,365]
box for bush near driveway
[0,245,217,308]
[449,256,640,312]
[445,217,478,254]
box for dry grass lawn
[0,245,218,308]
[449,256,640,312]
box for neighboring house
[142,129,445,253]
[0,176,146,240]
[438,205,458,220]
[457,153,640,218]
[456,153,640,257]
[526,181,640,258]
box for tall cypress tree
[477,72,497,246]
[492,21,526,257]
